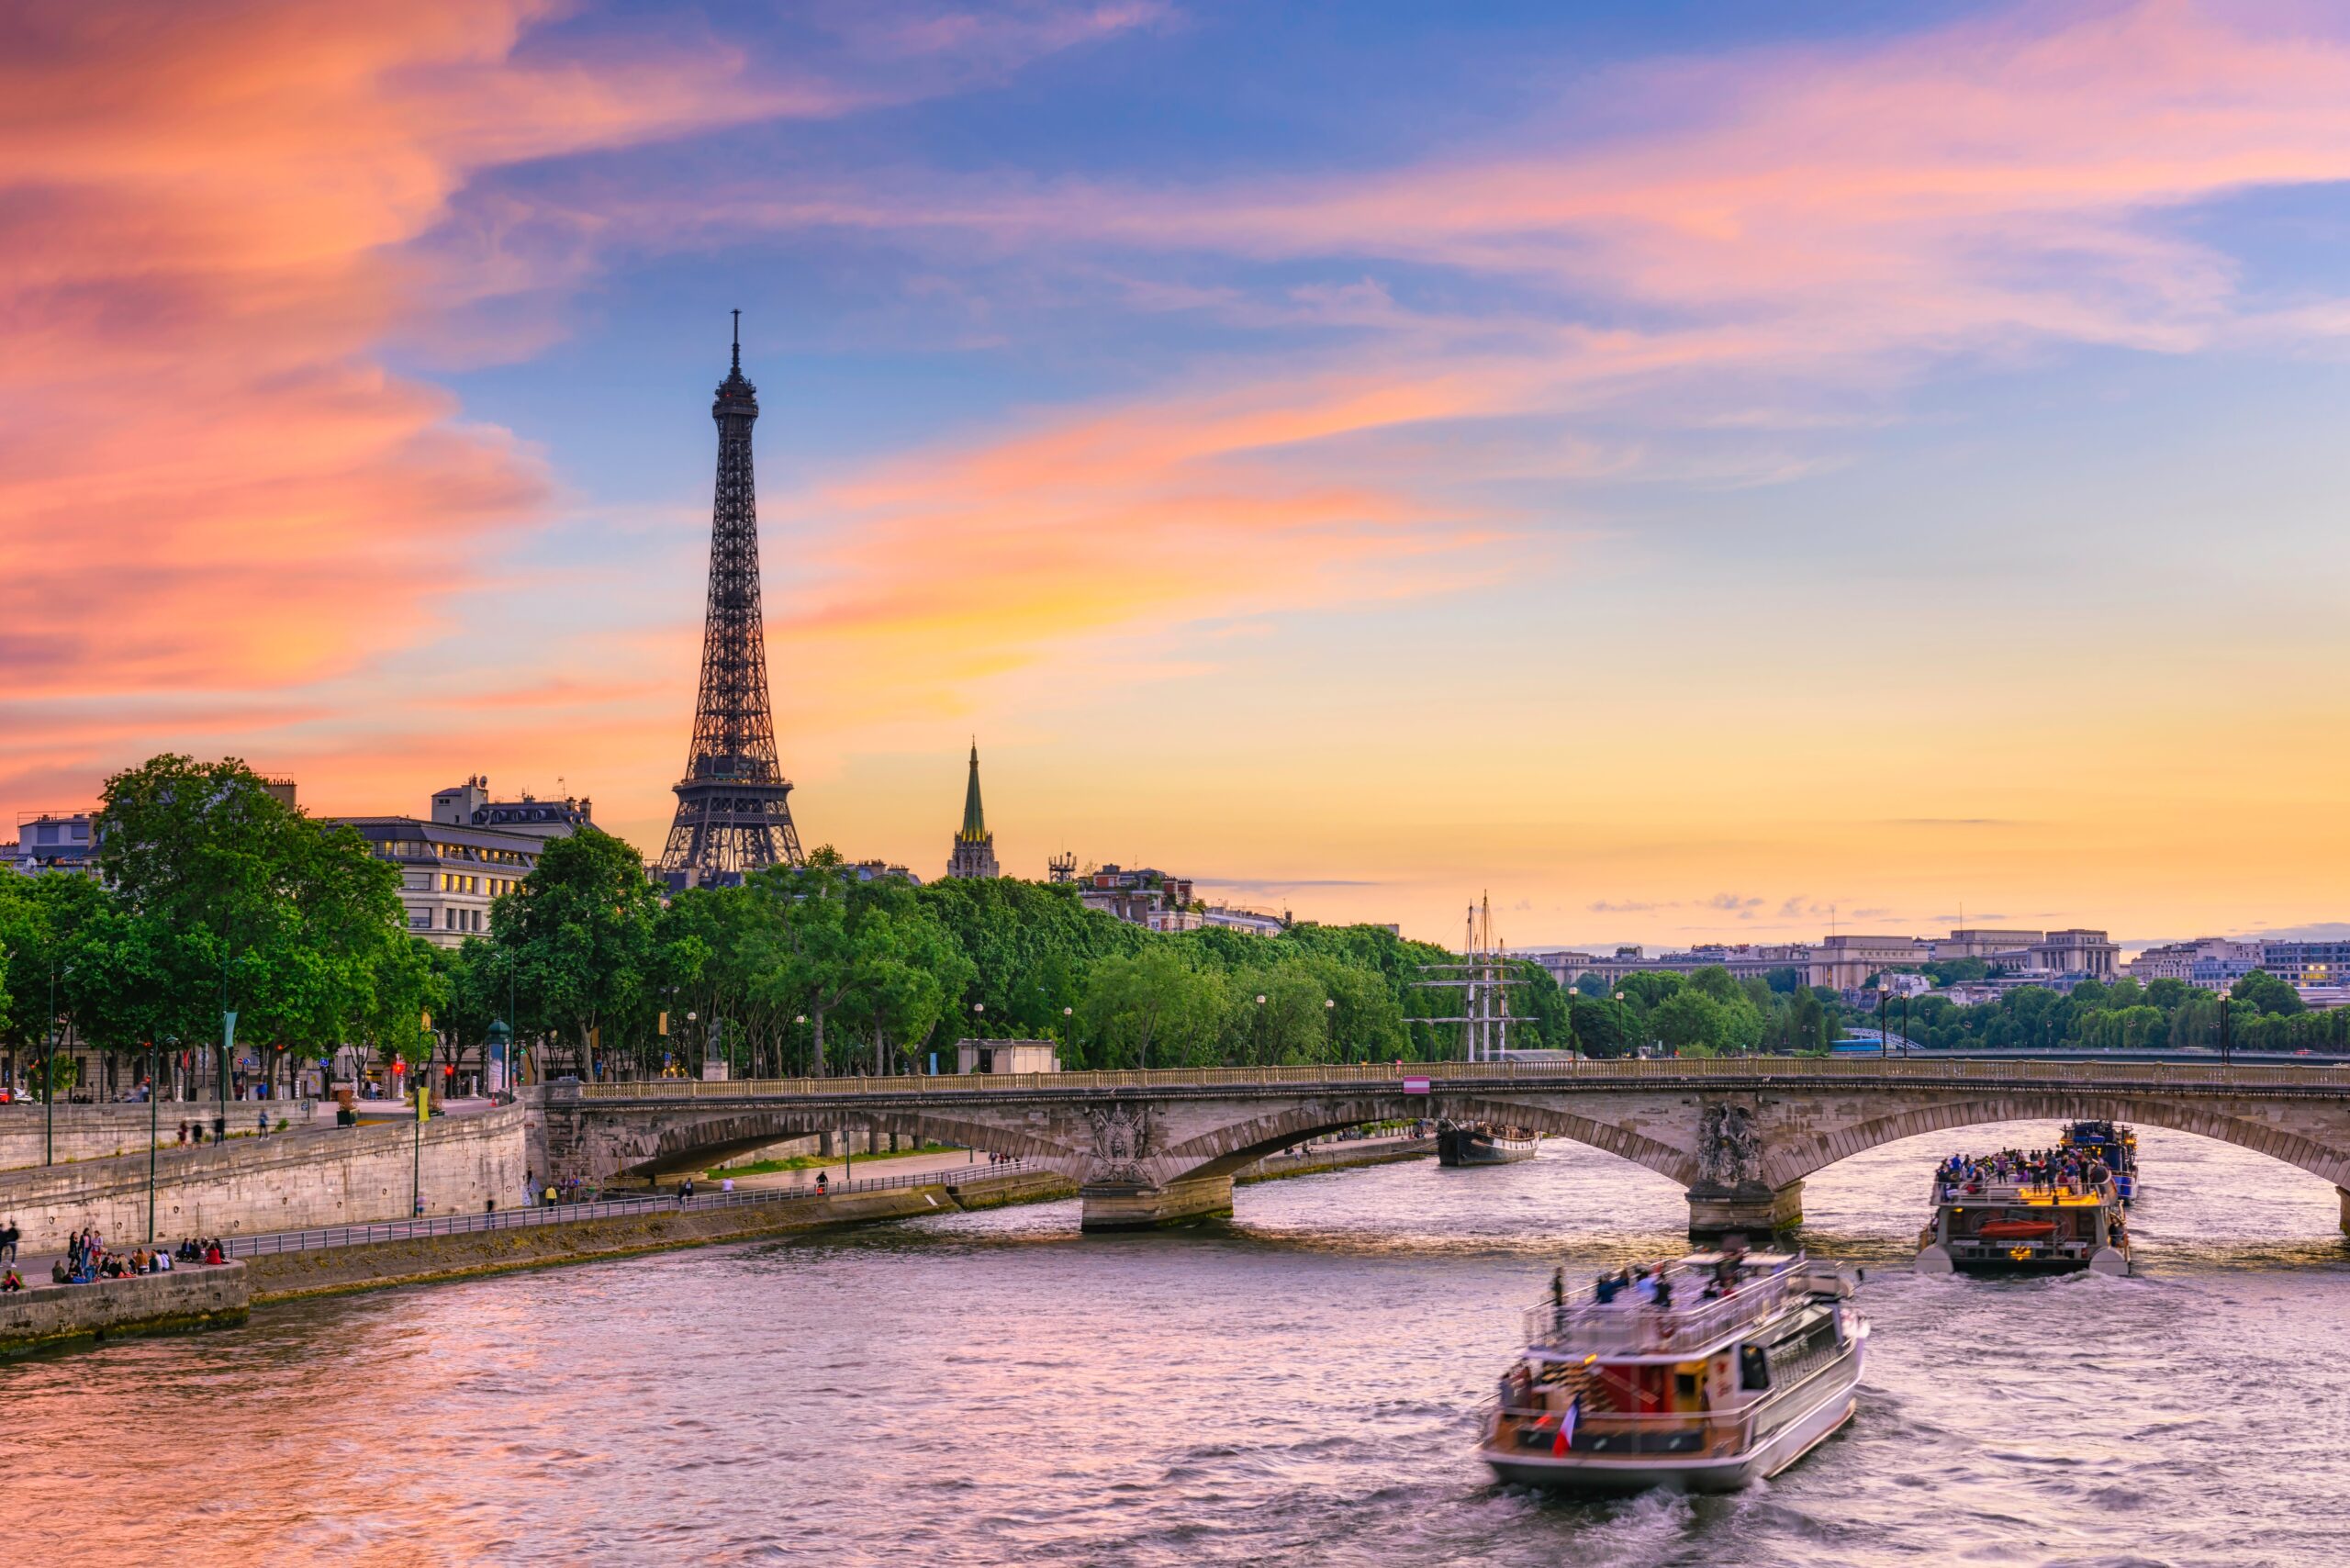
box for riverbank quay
[0,1103,530,1254]
[239,1165,1076,1304]
[1237,1134,1434,1185]
[0,1261,248,1360]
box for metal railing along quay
[567,1055,2350,1102]
[221,1159,1032,1259]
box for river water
[6,1123,2345,1567]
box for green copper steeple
[946,740,1001,879]
[958,741,987,843]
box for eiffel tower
[657,312,805,888]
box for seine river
[6,1123,2345,1567]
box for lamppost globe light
[794,1014,806,1025]
[1256,994,1267,1005]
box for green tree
[2232,969,2304,1016]
[1077,948,1229,1070]
[492,826,663,1080]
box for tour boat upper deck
[1520,1251,1843,1361]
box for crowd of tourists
[1936,1148,2111,1198]
[33,1228,230,1286]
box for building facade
[1808,935,1934,991]
[1932,928,2045,960]
[1521,944,1811,990]
[1052,861,1198,931]
[336,778,592,947]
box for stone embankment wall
[0,1102,318,1171]
[0,1261,250,1358]
[0,1106,529,1254]
[243,1170,1066,1302]
[1237,1136,1434,1184]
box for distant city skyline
[8,3,2350,946]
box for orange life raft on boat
[1976,1219,2057,1240]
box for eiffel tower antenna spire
[657,314,805,888]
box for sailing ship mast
[1414,892,1516,1062]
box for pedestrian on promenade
[212,1114,226,1145]
[177,1121,188,1146]
[257,1111,269,1138]
[0,1220,17,1263]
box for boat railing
[1523,1265,1806,1354]
[1931,1177,2117,1205]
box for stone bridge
[534,1058,2350,1237]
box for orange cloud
[0,1,836,710]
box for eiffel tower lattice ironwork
[658,312,805,884]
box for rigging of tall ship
[1915,1137,2132,1276]
[1478,1251,1867,1494]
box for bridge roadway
[536,1056,2350,1236]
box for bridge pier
[2340,1187,2349,1236]
[1685,1180,1803,1246]
[1080,1175,1234,1231]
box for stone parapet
[0,1101,318,1172]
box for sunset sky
[6,0,2350,950]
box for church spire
[959,739,987,843]
[946,739,1001,879]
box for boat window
[1740,1344,1771,1391]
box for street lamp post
[1876,988,1889,1058]
[1614,991,1628,1060]
[793,1014,808,1078]
[2218,990,2232,1070]
[688,1011,699,1079]
[151,1036,173,1244]
[1325,997,1337,1064]
[1254,993,1268,1066]
[45,958,73,1165]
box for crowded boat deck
[1480,1250,1867,1494]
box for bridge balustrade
[569,1055,2350,1100]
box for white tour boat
[1478,1251,1867,1494]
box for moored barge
[1437,1120,1540,1165]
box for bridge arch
[1147,1092,1698,1188]
[1760,1091,2350,1193]
[617,1106,1080,1180]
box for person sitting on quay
[0,1266,22,1293]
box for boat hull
[1483,1339,1863,1495]
[1438,1125,1539,1166]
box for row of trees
[5,755,1607,1092]
[446,842,1579,1078]
[1876,971,2350,1054]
